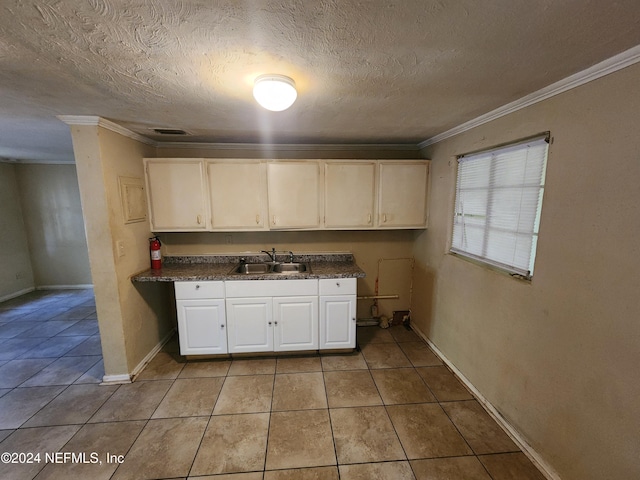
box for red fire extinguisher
[149,236,162,270]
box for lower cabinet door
[226,297,273,353]
[273,296,319,351]
[320,295,356,349]
[176,299,227,355]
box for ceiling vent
[152,128,189,135]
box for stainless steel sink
[230,262,310,274]
[272,263,309,273]
[233,263,271,274]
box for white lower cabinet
[319,278,357,349]
[175,281,227,355]
[176,278,355,355]
[225,297,273,353]
[225,279,319,354]
[273,296,319,351]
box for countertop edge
[132,256,365,282]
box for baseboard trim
[0,287,35,303]
[100,374,132,385]
[100,328,176,385]
[35,284,94,290]
[411,324,562,480]
[129,328,177,381]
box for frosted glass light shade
[253,74,297,111]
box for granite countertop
[132,253,366,282]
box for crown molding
[419,43,640,149]
[6,159,75,165]
[57,115,155,146]
[57,115,101,126]
[58,115,420,152]
[13,159,75,165]
[155,141,420,152]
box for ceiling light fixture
[253,74,297,111]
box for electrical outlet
[15,272,23,280]
[116,240,125,257]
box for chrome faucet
[261,248,277,262]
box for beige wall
[69,125,174,378]
[414,63,640,479]
[15,163,92,287]
[0,162,35,300]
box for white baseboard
[130,328,177,381]
[101,328,176,385]
[0,287,35,303]
[101,373,132,385]
[36,284,94,290]
[411,324,562,480]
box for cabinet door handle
[336,282,340,287]
[256,214,260,224]
[274,321,278,325]
[382,213,387,223]
[268,321,272,325]
[272,215,276,225]
[367,213,372,224]
[352,317,356,322]
[197,214,202,225]
[195,285,200,290]
[221,324,225,329]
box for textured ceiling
[1,0,640,162]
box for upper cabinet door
[324,161,376,229]
[207,160,268,230]
[377,161,430,228]
[145,159,208,231]
[267,161,321,229]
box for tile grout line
[183,385,219,479]
[369,335,425,479]
[248,362,277,477]
[36,382,122,479]
[320,356,340,478]
[107,360,184,479]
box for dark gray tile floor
[0,289,547,479]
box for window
[451,135,549,279]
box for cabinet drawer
[225,279,318,298]
[175,281,225,300]
[319,278,357,296]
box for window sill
[448,251,532,283]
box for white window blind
[451,135,549,278]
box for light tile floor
[0,289,547,479]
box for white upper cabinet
[145,158,208,231]
[144,158,429,232]
[324,161,376,229]
[267,161,321,229]
[377,161,430,228]
[206,160,268,230]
